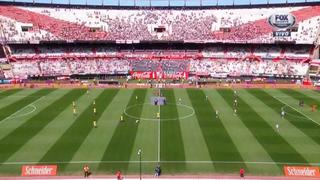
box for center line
[158,88,161,163]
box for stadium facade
[0,1,320,82]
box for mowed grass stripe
[0,89,52,122]
[0,90,70,141]
[65,89,133,174]
[174,89,215,173]
[0,89,84,175]
[296,89,320,101]
[160,89,186,172]
[280,89,320,110]
[0,89,86,164]
[187,89,245,172]
[218,89,308,168]
[0,89,22,100]
[272,89,320,125]
[39,89,119,171]
[239,90,320,165]
[0,89,41,110]
[3,89,93,163]
[250,89,320,146]
[127,89,158,173]
[205,89,281,175]
[98,89,147,172]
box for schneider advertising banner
[21,165,58,176]
[284,166,320,177]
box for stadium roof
[0,0,320,7]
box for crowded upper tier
[7,44,313,61]
[7,58,309,79]
[0,5,320,43]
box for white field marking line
[0,179,266,180]
[282,106,311,120]
[0,179,263,180]
[158,88,161,163]
[7,105,37,119]
[1,160,319,166]
[0,96,45,125]
[272,95,320,127]
[0,95,43,98]
[124,103,194,121]
[266,95,293,98]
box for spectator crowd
[4,44,311,79]
[189,59,309,77]
[8,58,309,79]
[0,5,319,43]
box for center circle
[124,103,195,121]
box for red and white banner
[130,71,188,79]
[21,165,57,176]
[284,166,320,177]
[130,71,156,79]
[160,72,188,79]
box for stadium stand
[0,5,320,43]
[1,1,320,179]
[0,3,319,81]
[3,43,312,79]
[189,59,309,77]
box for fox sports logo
[268,13,296,29]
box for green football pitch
[0,88,319,176]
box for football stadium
[0,0,320,179]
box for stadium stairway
[279,48,286,59]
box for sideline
[273,96,320,127]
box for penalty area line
[272,95,320,127]
[1,160,319,166]
[0,96,46,125]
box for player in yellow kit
[93,119,97,128]
[93,107,97,116]
[73,107,77,116]
[157,112,160,119]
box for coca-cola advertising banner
[283,166,320,177]
[130,71,188,79]
[130,71,156,79]
[21,165,58,176]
